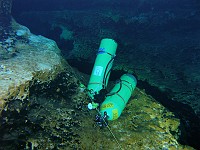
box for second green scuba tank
[100,74,137,120]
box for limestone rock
[0,21,66,115]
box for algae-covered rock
[5,81,192,149]
[76,88,194,150]
[0,21,66,115]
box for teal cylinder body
[87,38,117,98]
[100,74,137,120]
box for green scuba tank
[87,38,117,99]
[100,74,137,120]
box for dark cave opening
[67,58,200,149]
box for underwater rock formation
[0,21,83,149]
[76,88,194,150]
[0,21,66,115]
